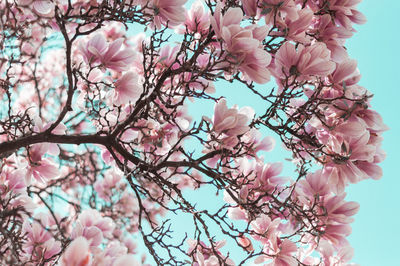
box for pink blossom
[61,236,91,266]
[101,39,136,72]
[356,109,389,134]
[323,193,360,224]
[157,45,180,69]
[250,215,281,245]
[238,45,272,84]
[17,0,55,17]
[281,8,313,43]
[330,59,360,87]
[79,34,135,72]
[252,162,288,193]
[183,1,210,34]
[321,223,352,247]
[187,239,234,266]
[318,240,355,266]
[242,0,259,17]
[79,34,108,65]
[72,209,115,247]
[274,42,336,80]
[23,221,62,262]
[210,3,243,39]
[212,4,272,83]
[323,130,382,192]
[262,0,299,26]
[94,169,123,200]
[26,143,60,184]
[238,236,254,252]
[213,98,254,136]
[0,168,26,195]
[242,129,275,157]
[311,14,353,62]
[113,254,140,266]
[296,170,331,202]
[254,239,298,265]
[149,0,187,29]
[112,72,143,105]
[208,99,255,149]
[325,0,367,30]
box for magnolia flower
[211,4,271,83]
[17,0,55,17]
[323,193,360,224]
[213,98,254,137]
[274,42,336,80]
[112,72,143,105]
[254,239,298,265]
[23,221,62,262]
[183,1,210,34]
[149,0,187,29]
[61,237,91,266]
[79,34,135,72]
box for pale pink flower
[330,59,360,87]
[61,237,91,266]
[282,8,313,43]
[94,169,123,200]
[10,194,37,213]
[323,193,359,224]
[23,221,62,262]
[311,14,353,62]
[183,1,210,34]
[323,130,382,193]
[262,0,299,26]
[72,222,103,247]
[79,34,108,65]
[101,39,135,72]
[296,170,331,202]
[238,236,254,252]
[112,72,143,105]
[321,223,352,247]
[17,0,55,17]
[238,46,272,84]
[227,206,247,220]
[149,0,187,29]
[187,239,234,266]
[253,162,288,193]
[79,34,135,72]
[212,4,272,83]
[72,209,115,247]
[212,98,254,138]
[254,239,298,265]
[326,0,367,30]
[26,143,60,184]
[242,129,275,157]
[356,109,389,134]
[210,3,243,39]
[0,168,26,195]
[250,215,281,245]
[318,240,355,266]
[274,42,336,79]
[242,0,259,17]
[113,254,140,266]
[157,45,180,69]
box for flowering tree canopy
[0,0,387,265]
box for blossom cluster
[0,0,386,265]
